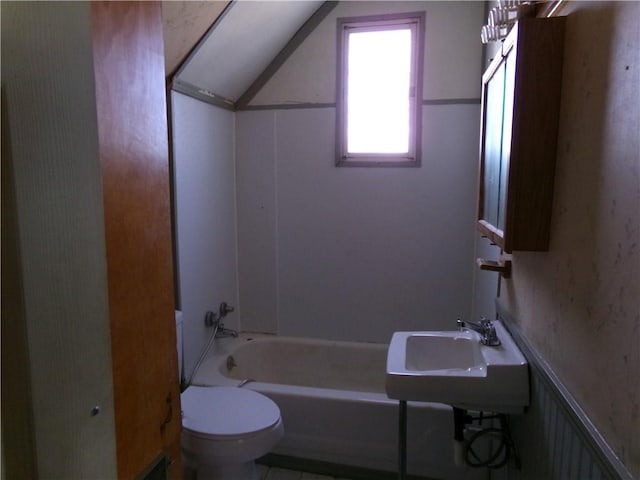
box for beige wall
[500,1,639,475]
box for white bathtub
[191,334,485,480]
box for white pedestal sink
[386,321,529,413]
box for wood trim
[422,98,480,105]
[477,220,505,249]
[165,82,181,309]
[236,1,338,110]
[237,98,480,112]
[91,2,182,478]
[476,257,511,278]
[241,102,337,111]
[172,78,236,111]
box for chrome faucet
[457,318,501,346]
[205,302,238,338]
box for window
[336,12,424,167]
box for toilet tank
[175,311,183,382]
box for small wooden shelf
[477,257,512,278]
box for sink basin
[405,334,482,371]
[386,321,529,412]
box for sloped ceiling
[162,1,230,77]
[163,1,325,106]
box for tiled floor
[257,465,353,480]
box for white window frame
[336,12,425,167]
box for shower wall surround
[236,105,480,342]
[172,91,239,379]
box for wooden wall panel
[91,2,182,478]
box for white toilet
[176,312,284,480]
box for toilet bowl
[181,385,284,480]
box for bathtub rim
[188,332,444,408]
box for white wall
[235,110,279,333]
[237,104,481,341]
[171,92,239,379]
[471,0,502,322]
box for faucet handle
[219,302,235,317]
[204,310,219,328]
[483,323,501,346]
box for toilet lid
[181,386,281,436]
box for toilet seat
[181,386,281,438]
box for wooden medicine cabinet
[477,17,566,252]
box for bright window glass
[337,13,423,166]
[347,28,412,154]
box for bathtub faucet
[204,302,238,338]
[456,318,501,346]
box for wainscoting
[495,302,634,480]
